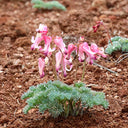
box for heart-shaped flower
[38,58,45,78]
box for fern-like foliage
[105,36,128,54]
[21,81,108,118]
[31,0,66,11]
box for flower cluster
[31,24,107,78]
[78,42,106,64]
[93,21,103,32]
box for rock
[49,71,53,75]
[0,65,3,73]
[93,16,98,22]
[91,85,104,91]
[77,70,83,75]
[13,59,22,65]
[16,109,22,114]
[122,105,128,113]
[118,89,128,98]
[0,17,8,25]
[65,79,74,84]
[117,69,122,72]
[28,108,37,114]
[99,15,108,20]
[17,47,24,52]
[92,0,107,10]
[17,85,22,88]
[101,10,125,16]
[109,97,122,114]
[3,37,11,43]
[111,67,116,71]
[14,53,23,58]
[0,115,9,124]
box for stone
[118,89,128,98]
[117,69,122,72]
[92,0,107,10]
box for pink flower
[54,36,66,53]
[93,21,103,32]
[36,24,48,35]
[79,36,84,42]
[55,51,73,77]
[38,58,45,78]
[78,42,96,64]
[31,33,43,50]
[67,44,77,59]
[62,56,72,77]
[79,42,107,64]
[55,51,62,72]
[39,35,55,56]
[78,42,90,62]
[90,43,107,58]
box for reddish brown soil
[0,0,128,128]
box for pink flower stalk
[54,36,66,53]
[93,21,103,32]
[62,56,73,77]
[79,36,84,42]
[78,42,96,64]
[31,33,43,50]
[38,58,45,78]
[67,44,77,59]
[90,43,107,58]
[39,35,55,56]
[79,42,107,64]
[78,42,89,62]
[55,51,62,72]
[55,51,73,77]
[36,24,48,35]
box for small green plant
[105,36,128,55]
[31,0,66,11]
[21,80,108,118]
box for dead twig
[93,61,117,74]
[115,53,128,64]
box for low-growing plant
[21,80,108,118]
[31,0,66,11]
[105,36,128,55]
[21,24,109,118]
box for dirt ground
[0,0,128,127]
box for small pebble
[117,69,122,72]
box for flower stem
[75,57,78,82]
[102,24,113,45]
[81,58,86,82]
[52,52,58,80]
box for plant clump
[31,0,66,11]
[105,36,128,55]
[21,24,109,118]
[21,80,109,118]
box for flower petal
[36,24,48,35]
[67,44,77,58]
[54,36,66,53]
[55,51,62,72]
[38,58,45,78]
